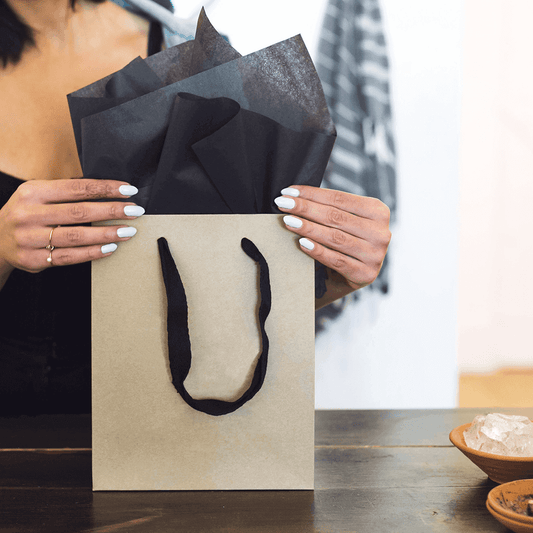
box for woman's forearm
[315,267,357,310]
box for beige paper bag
[92,215,315,490]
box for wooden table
[1,408,532,532]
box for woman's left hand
[274,185,392,293]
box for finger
[296,237,378,290]
[45,243,119,268]
[282,215,382,266]
[280,185,390,221]
[31,201,145,226]
[18,179,139,204]
[26,225,137,249]
[275,194,378,241]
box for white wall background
[177,0,463,408]
[458,1,533,374]
[312,0,462,409]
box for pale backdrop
[458,1,533,373]
[174,0,463,408]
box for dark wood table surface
[2,407,532,532]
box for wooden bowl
[486,479,533,532]
[449,422,533,484]
[486,505,533,533]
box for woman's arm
[315,267,360,310]
[274,185,391,308]
[0,178,143,290]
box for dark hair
[0,0,105,67]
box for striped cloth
[315,0,396,330]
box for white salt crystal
[464,413,533,457]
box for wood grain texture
[0,409,525,532]
[2,408,532,448]
[0,448,492,492]
[0,486,509,533]
[315,408,533,446]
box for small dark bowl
[486,479,533,532]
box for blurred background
[175,0,533,409]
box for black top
[0,172,92,415]
[0,6,168,416]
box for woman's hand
[274,185,391,305]
[0,178,144,277]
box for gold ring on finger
[45,225,60,251]
[46,249,54,266]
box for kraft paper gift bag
[69,9,336,491]
[92,214,315,490]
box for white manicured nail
[274,196,295,209]
[117,226,137,238]
[101,243,118,254]
[124,205,145,217]
[299,238,314,251]
[281,187,300,197]
[283,215,303,229]
[119,185,138,196]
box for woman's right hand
[0,178,144,276]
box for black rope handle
[157,237,272,416]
